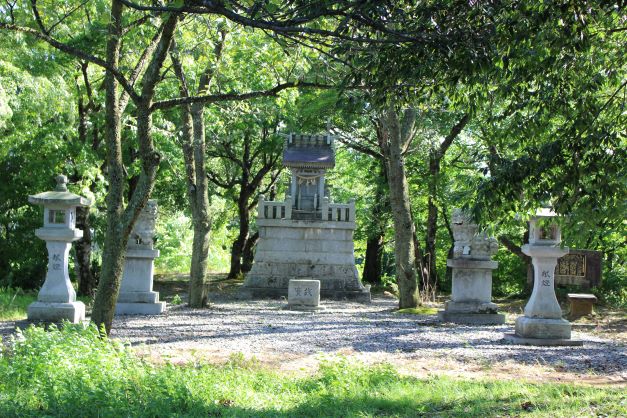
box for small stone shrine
[242,133,371,302]
[115,200,165,315]
[27,174,91,323]
[505,208,582,346]
[287,279,321,311]
[438,209,504,324]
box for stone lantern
[27,174,91,323]
[505,208,582,345]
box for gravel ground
[107,294,626,382]
[1,293,623,383]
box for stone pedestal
[438,259,505,324]
[505,244,582,346]
[438,209,504,324]
[115,200,165,316]
[27,175,90,323]
[115,248,165,315]
[242,218,371,302]
[287,279,321,311]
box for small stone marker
[287,279,321,310]
[567,293,597,320]
[504,208,582,346]
[27,174,91,323]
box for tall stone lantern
[27,174,91,323]
[505,208,582,346]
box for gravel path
[108,294,627,382]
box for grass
[0,288,36,321]
[0,324,624,417]
[395,306,439,315]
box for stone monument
[115,200,166,315]
[505,208,582,346]
[242,133,371,302]
[287,279,321,311]
[27,174,91,323]
[438,209,504,324]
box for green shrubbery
[0,324,624,417]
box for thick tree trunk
[74,206,97,296]
[92,7,178,334]
[91,0,125,334]
[380,108,420,308]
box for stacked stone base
[503,316,582,346]
[27,301,85,323]
[242,219,370,302]
[115,290,165,315]
[114,247,166,316]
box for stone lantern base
[27,301,85,323]
[503,317,583,346]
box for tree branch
[0,22,140,103]
[151,80,334,110]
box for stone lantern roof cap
[534,207,557,218]
[283,133,335,169]
[28,174,91,207]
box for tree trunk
[74,206,97,296]
[362,161,388,285]
[242,231,258,273]
[188,104,212,307]
[362,234,384,284]
[92,6,178,334]
[91,0,126,334]
[380,107,420,308]
[424,183,438,290]
[228,193,250,279]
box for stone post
[321,197,329,221]
[285,196,293,220]
[348,198,356,222]
[438,209,504,324]
[27,174,91,323]
[257,194,266,219]
[505,208,582,346]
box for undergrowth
[0,324,624,417]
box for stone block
[115,301,166,315]
[438,310,505,325]
[287,279,320,310]
[514,316,572,339]
[503,333,583,346]
[117,291,160,304]
[27,301,85,323]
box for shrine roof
[283,133,335,169]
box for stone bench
[567,293,597,319]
